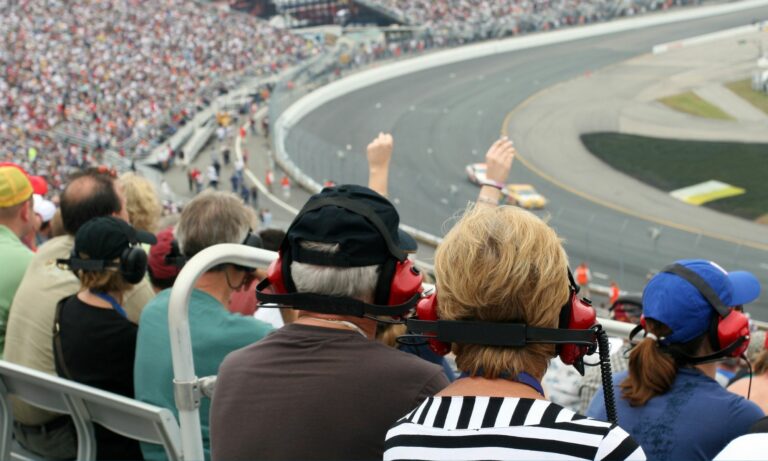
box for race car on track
[503,184,548,209]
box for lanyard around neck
[91,291,127,319]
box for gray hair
[290,241,380,303]
[176,190,254,259]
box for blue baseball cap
[642,259,761,344]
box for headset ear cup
[717,309,751,357]
[120,246,148,284]
[416,294,451,356]
[267,254,288,294]
[558,290,597,367]
[387,260,423,307]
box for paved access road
[285,7,768,319]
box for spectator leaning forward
[4,167,155,460]
[53,216,157,460]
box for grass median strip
[580,132,768,221]
[658,91,734,120]
[726,79,768,115]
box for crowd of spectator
[1,130,766,460]
[1,1,767,460]
[370,0,701,42]
[1,0,319,195]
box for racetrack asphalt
[281,7,768,319]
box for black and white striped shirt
[384,396,645,460]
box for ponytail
[620,335,677,406]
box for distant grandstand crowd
[0,0,317,192]
[365,0,700,42]
[0,0,711,195]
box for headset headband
[255,278,419,317]
[287,196,407,263]
[61,258,120,271]
[406,319,597,348]
[661,264,730,318]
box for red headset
[256,197,424,318]
[635,264,751,360]
[408,268,597,374]
[263,252,423,309]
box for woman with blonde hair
[119,172,162,234]
[384,138,642,460]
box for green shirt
[0,225,32,358]
[134,288,274,461]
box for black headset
[59,245,148,285]
[165,230,264,269]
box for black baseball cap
[285,184,417,267]
[75,216,157,261]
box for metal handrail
[168,244,279,460]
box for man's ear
[19,198,33,223]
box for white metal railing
[168,244,280,460]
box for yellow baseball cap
[0,166,33,208]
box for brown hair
[435,205,569,379]
[74,255,133,293]
[620,318,707,406]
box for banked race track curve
[284,4,768,319]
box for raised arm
[477,136,515,209]
[367,132,393,196]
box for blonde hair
[119,173,162,233]
[435,205,569,379]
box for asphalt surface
[283,7,768,319]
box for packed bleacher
[369,0,696,42]
[0,0,318,194]
[1,1,768,460]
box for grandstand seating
[0,361,181,461]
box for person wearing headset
[587,259,764,461]
[209,134,450,461]
[383,205,643,460]
[54,216,157,460]
[383,137,641,460]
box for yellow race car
[504,184,548,209]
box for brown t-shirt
[210,323,450,461]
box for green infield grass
[658,91,734,120]
[725,79,768,115]
[580,132,768,220]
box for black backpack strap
[52,297,75,380]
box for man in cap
[0,166,36,357]
[209,183,449,460]
[134,190,280,461]
[5,167,155,459]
